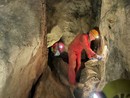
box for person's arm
[81,35,96,59]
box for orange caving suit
[68,33,96,84]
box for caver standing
[68,28,102,86]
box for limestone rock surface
[0,0,47,98]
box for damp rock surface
[100,0,130,81]
[0,0,47,98]
[1,0,130,98]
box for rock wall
[47,0,101,50]
[1,0,130,98]
[100,0,130,81]
[0,0,47,98]
[33,66,73,98]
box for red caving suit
[68,33,96,84]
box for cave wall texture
[0,0,47,98]
[0,0,130,98]
[46,0,101,51]
[100,0,130,81]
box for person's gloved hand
[97,55,103,61]
[90,58,97,60]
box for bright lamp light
[93,93,99,98]
[96,36,99,39]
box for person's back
[68,33,90,53]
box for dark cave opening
[28,73,43,98]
